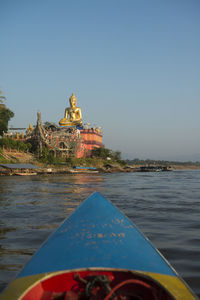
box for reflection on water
[0,171,200,297]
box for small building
[0,164,38,176]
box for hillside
[0,149,36,164]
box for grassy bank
[1,147,200,171]
[0,148,126,172]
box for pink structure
[76,128,104,158]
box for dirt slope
[1,149,36,163]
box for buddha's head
[69,93,77,108]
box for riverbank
[0,149,127,174]
[1,149,200,174]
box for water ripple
[0,171,200,297]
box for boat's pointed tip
[91,191,100,196]
[91,191,102,196]
[84,192,111,207]
[87,191,104,199]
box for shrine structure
[25,94,104,158]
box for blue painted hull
[0,192,198,299]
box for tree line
[0,91,14,137]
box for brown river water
[0,170,200,297]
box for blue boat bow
[0,192,197,300]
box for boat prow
[0,192,197,299]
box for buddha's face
[70,97,77,108]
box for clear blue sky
[1,0,200,160]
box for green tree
[110,150,121,161]
[0,91,14,136]
[44,121,58,129]
[0,138,32,152]
[0,90,7,104]
[0,108,14,136]
[91,147,111,159]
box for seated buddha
[59,93,83,127]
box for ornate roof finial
[28,122,33,132]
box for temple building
[24,93,104,158]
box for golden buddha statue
[59,93,83,127]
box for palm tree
[0,90,6,104]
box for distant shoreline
[171,164,200,170]
[130,163,200,170]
